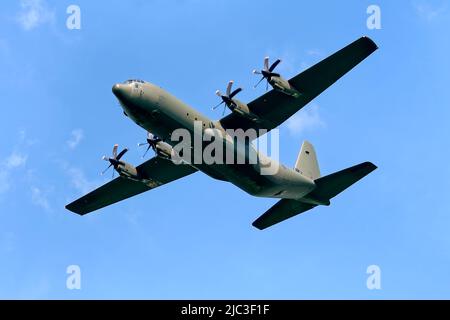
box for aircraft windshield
[124,79,145,84]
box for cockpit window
[124,79,145,84]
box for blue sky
[1,0,450,299]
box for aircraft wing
[219,36,378,134]
[65,157,197,215]
[252,199,316,230]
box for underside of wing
[65,157,197,215]
[219,36,378,134]
[252,199,316,230]
[307,162,377,202]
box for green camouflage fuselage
[114,81,316,200]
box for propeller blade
[142,145,152,158]
[116,148,128,161]
[226,81,234,96]
[138,142,148,147]
[266,80,268,91]
[253,69,262,75]
[212,100,224,110]
[101,163,113,175]
[264,57,269,71]
[229,87,242,99]
[254,76,265,89]
[214,81,240,113]
[269,59,281,72]
[102,155,109,161]
[112,144,118,159]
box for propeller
[101,144,128,178]
[212,80,242,116]
[138,132,162,158]
[253,57,281,91]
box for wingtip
[65,202,87,215]
[361,36,379,51]
[65,203,76,213]
[65,203,76,212]
[251,221,264,230]
[363,161,378,171]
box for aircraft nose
[112,83,130,99]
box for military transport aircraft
[65,36,378,230]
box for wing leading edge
[65,157,197,215]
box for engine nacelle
[154,141,174,159]
[232,100,261,122]
[116,161,162,188]
[116,162,139,180]
[269,77,301,98]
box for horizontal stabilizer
[308,161,377,202]
[252,199,316,230]
[252,162,377,230]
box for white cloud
[19,129,26,142]
[261,47,302,77]
[286,104,325,136]
[31,186,50,211]
[17,0,55,31]
[0,151,27,195]
[57,160,102,196]
[262,47,324,79]
[67,167,99,194]
[18,129,38,147]
[67,129,84,149]
[414,2,447,21]
[299,49,324,71]
[306,49,323,57]
[5,152,27,169]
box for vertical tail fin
[295,141,320,180]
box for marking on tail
[295,141,320,180]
